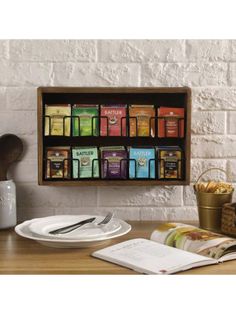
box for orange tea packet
[129,105,155,137]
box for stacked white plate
[15,215,131,248]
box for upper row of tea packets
[44,104,185,138]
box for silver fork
[97,212,114,226]
[51,212,114,235]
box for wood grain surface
[1,221,236,275]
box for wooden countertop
[1,221,236,275]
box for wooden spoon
[0,134,23,181]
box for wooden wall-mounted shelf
[37,87,191,186]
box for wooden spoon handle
[0,162,8,181]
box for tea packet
[129,105,155,137]
[72,104,99,136]
[44,104,71,136]
[46,147,70,179]
[72,147,99,178]
[158,107,184,138]
[100,105,127,136]
[157,146,182,179]
[129,147,155,179]
[100,146,127,179]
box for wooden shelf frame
[37,87,191,186]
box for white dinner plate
[15,217,131,248]
[28,215,121,240]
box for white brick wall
[53,63,140,86]
[142,63,228,87]
[98,40,185,62]
[1,39,236,222]
[0,41,8,59]
[185,40,230,61]
[9,40,97,62]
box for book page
[92,238,216,274]
[151,223,236,260]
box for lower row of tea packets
[45,146,184,180]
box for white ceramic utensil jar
[0,180,16,229]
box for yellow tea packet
[45,104,71,136]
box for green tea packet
[72,104,99,136]
[72,147,99,178]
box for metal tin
[196,190,233,232]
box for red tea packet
[100,105,127,136]
[158,107,184,138]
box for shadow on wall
[97,185,182,207]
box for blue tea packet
[129,148,155,179]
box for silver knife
[49,217,96,235]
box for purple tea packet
[101,148,127,179]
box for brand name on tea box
[104,110,123,115]
[133,151,152,157]
[75,151,94,156]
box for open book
[92,223,236,274]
